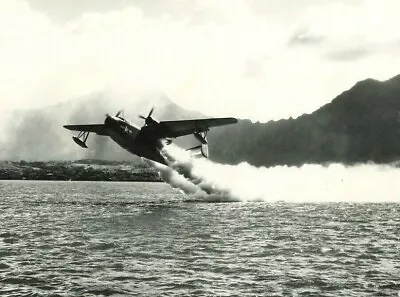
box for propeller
[138,107,155,126]
[105,110,124,118]
[104,109,125,127]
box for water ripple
[0,180,399,296]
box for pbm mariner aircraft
[64,108,237,165]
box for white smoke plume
[159,144,233,198]
[151,143,400,203]
[144,159,206,196]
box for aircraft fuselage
[65,110,237,165]
[104,116,167,165]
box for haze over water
[1,178,399,296]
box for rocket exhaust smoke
[149,143,400,203]
[144,159,205,196]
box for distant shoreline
[0,160,162,182]
[0,179,163,182]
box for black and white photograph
[0,0,399,296]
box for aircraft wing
[157,117,237,138]
[63,124,108,136]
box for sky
[1,0,400,121]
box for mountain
[0,91,203,162]
[3,74,400,166]
[208,74,400,166]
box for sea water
[0,180,399,296]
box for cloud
[288,28,325,46]
[1,0,400,130]
[25,0,201,23]
[244,58,264,77]
[289,1,400,55]
[326,48,371,62]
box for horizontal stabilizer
[186,144,209,158]
[186,145,202,151]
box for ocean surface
[0,180,399,296]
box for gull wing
[63,124,108,136]
[156,117,237,138]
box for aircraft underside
[107,127,167,165]
[63,108,237,166]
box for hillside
[0,92,203,162]
[208,74,400,166]
[2,74,400,167]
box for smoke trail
[158,144,400,203]
[159,144,235,199]
[144,159,206,196]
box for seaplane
[63,108,237,165]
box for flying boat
[63,108,237,165]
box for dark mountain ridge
[208,74,400,166]
[2,74,400,167]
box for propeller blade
[139,115,146,120]
[115,110,122,117]
[148,107,154,117]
